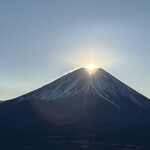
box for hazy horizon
[0,0,150,100]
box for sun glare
[85,65,98,74]
[86,65,98,71]
[87,65,96,71]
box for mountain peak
[18,67,149,110]
[63,67,107,81]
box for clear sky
[0,0,150,100]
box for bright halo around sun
[87,65,97,71]
[85,65,98,74]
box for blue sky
[0,0,150,100]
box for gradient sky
[0,0,150,100]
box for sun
[85,65,98,73]
[87,65,97,71]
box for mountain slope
[0,101,4,104]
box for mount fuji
[0,67,150,149]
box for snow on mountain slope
[17,67,149,109]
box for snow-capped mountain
[18,67,149,107]
[0,67,150,148]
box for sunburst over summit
[86,65,98,70]
[85,65,98,74]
